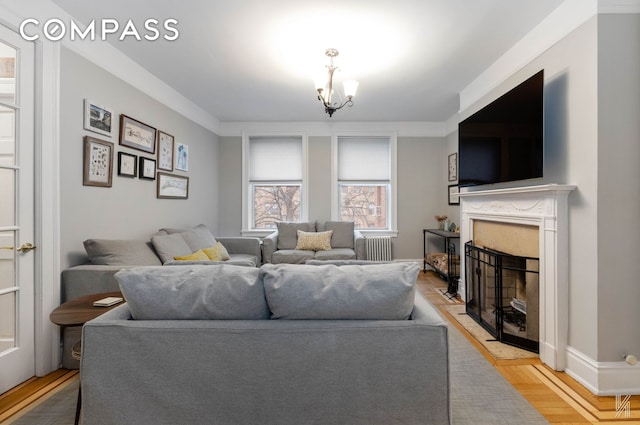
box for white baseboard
[566,346,640,395]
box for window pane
[339,185,388,229]
[0,41,17,105]
[253,185,300,228]
[0,105,15,167]
[338,137,390,180]
[0,231,15,291]
[250,137,302,181]
[0,168,15,227]
[0,292,16,353]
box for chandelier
[315,48,359,117]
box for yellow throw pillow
[203,242,230,261]
[295,230,333,251]
[174,249,209,261]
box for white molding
[458,0,598,114]
[599,0,640,13]
[566,346,640,395]
[220,121,446,138]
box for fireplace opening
[465,241,539,353]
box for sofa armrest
[216,237,261,261]
[354,230,366,260]
[262,232,278,264]
[61,265,135,302]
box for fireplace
[458,184,575,370]
[465,242,539,353]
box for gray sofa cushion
[83,239,162,266]
[116,265,269,320]
[313,248,357,261]
[276,221,316,250]
[272,249,315,264]
[150,233,192,264]
[179,224,217,251]
[261,263,418,320]
[323,221,355,248]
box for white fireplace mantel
[459,183,576,371]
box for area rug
[441,303,538,360]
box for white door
[0,23,36,394]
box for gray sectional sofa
[59,224,261,368]
[80,262,451,425]
[262,220,366,263]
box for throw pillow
[276,221,316,250]
[295,230,333,251]
[180,224,217,251]
[261,262,418,320]
[151,233,192,264]
[323,221,355,249]
[83,239,162,266]
[116,265,270,320]
[203,242,230,261]
[174,249,209,261]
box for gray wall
[217,135,449,260]
[59,47,219,269]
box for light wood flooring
[417,270,640,425]
[1,271,638,424]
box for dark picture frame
[139,157,157,180]
[157,172,189,199]
[448,184,460,205]
[157,131,175,171]
[119,114,157,154]
[84,99,113,137]
[117,151,137,178]
[448,152,458,182]
[83,136,113,187]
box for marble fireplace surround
[459,184,576,371]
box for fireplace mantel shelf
[459,183,576,198]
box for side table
[50,291,124,425]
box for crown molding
[599,0,640,13]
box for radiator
[365,236,393,261]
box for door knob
[17,243,36,253]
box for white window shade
[338,137,390,180]
[249,137,302,181]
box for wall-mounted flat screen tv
[458,70,544,186]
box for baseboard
[565,345,640,395]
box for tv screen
[458,70,544,186]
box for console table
[423,229,460,297]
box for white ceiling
[51,0,565,123]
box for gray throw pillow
[261,263,418,320]
[116,265,270,320]
[276,221,316,250]
[323,221,355,248]
[180,224,217,251]
[83,239,162,266]
[151,233,192,264]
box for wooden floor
[417,270,640,425]
[1,271,638,424]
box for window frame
[242,132,308,236]
[331,132,398,236]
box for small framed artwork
[84,99,113,137]
[157,131,174,171]
[157,172,189,199]
[119,114,156,154]
[117,152,137,177]
[448,184,460,205]
[175,142,188,171]
[83,136,113,187]
[139,157,157,180]
[448,153,458,182]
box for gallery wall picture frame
[83,136,113,187]
[157,131,174,171]
[448,152,458,182]
[117,151,137,178]
[139,157,157,180]
[119,114,157,154]
[175,142,188,171]
[448,184,460,205]
[157,172,189,199]
[84,99,114,137]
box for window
[242,134,307,234]
[333,134,397,234]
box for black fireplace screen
[465,241,540,353]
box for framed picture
[175,142,188,171]
[157,172,189,199]
[139,157,157,180]
[119,114,157,154]
[117,152,137,177]
[448,153,457,182]
[448,184,460,205]
[83,136,113,187]
[157,131,174,171]
[84,99,113,137]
